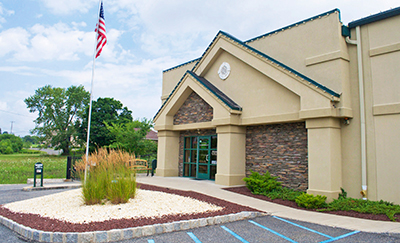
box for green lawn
[0,154,67,184]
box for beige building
[153,7,400,203]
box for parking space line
[272,216,333,239]
[220,225,250,243]
[187,232,203,243]
[249,220,298,243]
[319,231,360,243]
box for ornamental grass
[76,148,137,205]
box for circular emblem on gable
[218,62,231,80]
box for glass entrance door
[183,135,217,180]
[197,137,210,179]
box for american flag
[95,1,107,58]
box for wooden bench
[127,159,152,176]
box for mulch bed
[0,184,260,232]
[224,186,400,223]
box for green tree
[106,118,157,157]
[25,85,90,155]
[22,135,39,144]
[0,134,23,154]
[22,135,40,148]
[76,97,133,152]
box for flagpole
[84,0,103,184]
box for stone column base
[215,174,245,186]
[307,189,341,203]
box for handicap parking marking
[252,217,361,243]
[249,220,298,243]
[187,232,203,243]
[220,225,250,243]
[147,240,155,243]
[319,231,360,243]
[272,216,334,239]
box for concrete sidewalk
[22,178,81,191]
[136,175,400,234]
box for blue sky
[0,0,398,136]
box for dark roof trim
[216,31,341,98]
[163,58,201,73]
[245,9,341,43]
[187,71,242,111]
[349,6,400,28]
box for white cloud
[105,0,400,60]
[0,27,30,57]
[0,20,133,63]
[0,90,37,136]
[0,3,15,28]
[72,21,87,29]
[40,0,98,15]
[0,101,7,110]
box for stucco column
[215,125,246,186]
[156,130,180,177]
[306,118,342,201]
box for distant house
[145,130,158,141]
[154,7,400,204]
[134,128,158,142]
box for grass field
[0,154,68,184]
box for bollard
[34,162,43,187]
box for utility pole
[10,121,14,134]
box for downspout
[345,26,367,200]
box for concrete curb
[22,184,82,191]
[0,211,265,243]
[27,179,69,184]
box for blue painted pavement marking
[147,240,155,243]
[187,232,203,243]
[319,231,360,243]
[221,225,250,243]
[249,220,298,243]
[273,216,334,239]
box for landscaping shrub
[242,172,400,221]
[319,197,400,221]
[243,171,281,195]
[295,193,327,209]
[266,187,304,201]
[77,148,137,205]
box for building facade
[153,8,400,203]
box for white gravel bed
[3,189,223,224]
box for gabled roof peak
[193,30,340,98]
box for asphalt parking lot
[121,215,400,243]
[1,184,400,243]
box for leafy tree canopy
[0,133,23,154]
[106,118,157,157]
[22,135,40,144]
[25,85,90,155]
[76,97,133,152]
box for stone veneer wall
[173,92,213,125]
[178,129,217,177]
[245,122,308,191]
